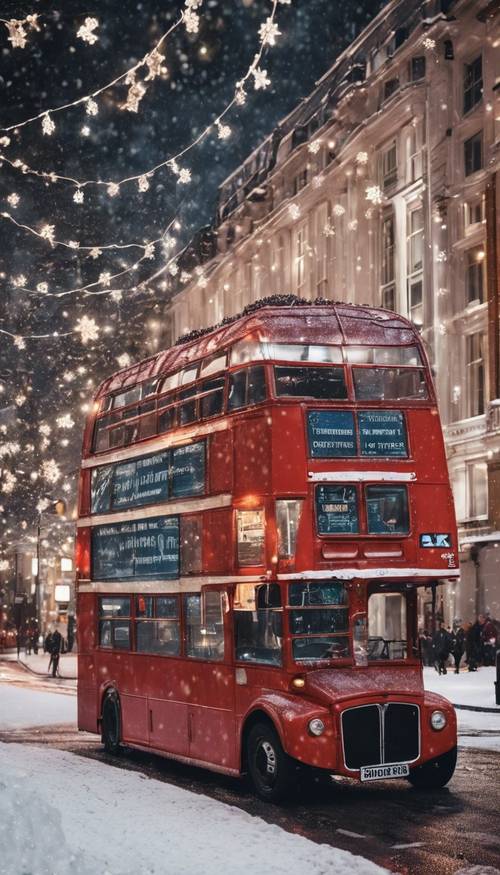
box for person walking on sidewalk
[453,622,466,674]
[433,622,452,675]
[49,628,63,678]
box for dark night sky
[0,0,386,528]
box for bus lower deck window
[98,597,131,650]
[368,591,408,660]
[234,583,282,666]
[287,581,349,662]
[136,595,180,656]
[184,592,224,660]
[274,365,347,400]
[236,509,265,566]
[366,485,409,534]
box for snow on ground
[0,685,77,729]
[2,651,77,678]
[423,666,499,710]
[424,666,500,752]
[0,743,389,875]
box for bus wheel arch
[241,710,296,803]
[101,687,122,755]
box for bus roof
[96,298,421,399]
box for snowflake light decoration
[36,282,48,294]
[41,459,61,484]
[99,271,112,287]
[422,37,436,51]
[77,17,99,45]
[308,140,322,154]
[7,193,20,207]
[73,189,84,204]
[117,353,131,368]
[365,185,384,205]
[252,68,271,91]
[41,113,55,136]
[56,414,75,429]
[107,183,120,198]
[138,175,150,192]
[333,204,345,217]
[13,335,26,350]
[145,48,165,81]
[178,168,192,184]
[259,17,281,46]
[40,224,56,246]
[75,315,99,343]
[289,204,301,220]
[86,98,98,116]
[1,471,17,494]
[217,123,231,140]
[123,79,147,113]
[356,151,369,165]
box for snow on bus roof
[96,296,419,399]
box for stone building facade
[165,0,500,627]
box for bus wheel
[101,691,121,755]
[407,746,457,790]
[247,722,295,803]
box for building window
[464,132,483,176]
[407,124,422,182]
[270,234,285,294]
[293,168,308,195]
[381,214,395,310]
[383,78,399,102]
[466,333,485,417]
[467,461,488,519]
[410,56,426,81]
[463,56,483,115]
[295,222,308,295]
[315,203,329,297]
[250,254,261,302]
[407,206,424,325]
[381,141,397,190]
[465,194,485,230]
[465,246,485,305]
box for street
[1,660,499,875]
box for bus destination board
[307,411,356,458]
[358,411,407,457]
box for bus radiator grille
[341,703,419,770]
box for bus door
[183,588,237,769]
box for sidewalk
[1,651,77,680]
[423,665,499,712]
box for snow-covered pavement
[0,743,391,875]
[0,685,77,730]
[424,666,500,752]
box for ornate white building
[165,0,500,627]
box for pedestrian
[453,621,466,674]
[466,619,481,671]
[16,629,23,659]
[479,613,498,666]
[49,628,63,678]
[432,621,452,675]
[44,631,53,654]
[419,629,433,666]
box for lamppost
[34,499,66,636]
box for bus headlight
[308,718,325,737]
[430,710,447,731]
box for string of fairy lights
[0,0,287,350]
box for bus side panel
[209,431,233,494]
[270,407,306,494]
[204,508,233,573]
[77,592,99,734]
[233,415,271,495]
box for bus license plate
[360,763,409,782]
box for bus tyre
[247,722,295,803]
[407,746,457,790]
[101,691,121,755]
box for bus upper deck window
[178,386,197,425]
[112,385,141,409]
[200,352,227,378]
[276,499,304,558]
[274,365,347,400]
[247,366,267,405]
[352,367,428,401]
[264,343,342,364]
[159,372,179,394]
[346,346,422,366]
[228,366,267,411]
[180,364,198,386]
[230,339,264,366]
[200,377,224,418]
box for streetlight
[35,499,67,636]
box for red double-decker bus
[76,299,459,801]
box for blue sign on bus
[358,411,407,457]
[91,515,179,580]
[307,411,356,458]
